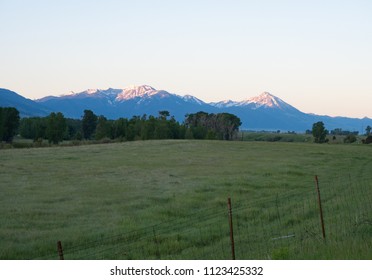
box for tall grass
[0,140,371,259]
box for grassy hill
[0,140,371,259]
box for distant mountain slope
[210,91,371,132]
[213,92,311,131]
[2,85,371,132]
[36,85,217,120]
[0,88,51,117]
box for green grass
[240,131,314,142]
[0,140,371,259]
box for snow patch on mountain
[182,95,205,105]
[116,85,158,101]
[235,92,290,110]
[210,100,238,108]
[208,92,290,110]
[247,92,281,107]
[85,89,100,95]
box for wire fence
[36,175,372,260]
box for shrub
[363,135,372,144]
[344,135,357,144]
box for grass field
[0,140,371,259]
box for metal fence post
[315,175,326,240]
[57,240,64,260]
[227,197,236,260]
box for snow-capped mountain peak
[182,95,205,105]
[237,92,288,109]
[248,92,281,107]
[116,85,158,101]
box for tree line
[3,106,372,145]
[1,107,242,144]
[185,111,242,140]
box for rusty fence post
[227,197,236,260]
[315,175,326,240]
[57,240,64,260]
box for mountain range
[1,85,371,133]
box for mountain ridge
[1,85,371,133]
[0,88,51,117]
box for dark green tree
[363,135,372,144]
[46,112,66,144]
[168,116,182,139]
[95,115,112,140]
[158,110,170,120]
[141,115,156,140]
[65,118,82,140]
[312,121,328,143]
[82,110,97,140]
[19,117,47,140]
[0,107,20,143]
[185,112,209,139]
[365,125,371,136]
[344,134,357,143]
[217,113,242,140]
[19,117,35,139]
[185,111,241,140]
[126,116,142,141]
[154,111,171,139]
[112,118,128,139]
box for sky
[1,0,372,118]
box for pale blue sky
[1,0,371,118]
